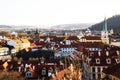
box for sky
[0,0,120,27]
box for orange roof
[21,39,29,43]
[0,45,2,48]
[54,69,71,80]
[53,67,82,80]
[30,43,37,47]
[14,39,22,43]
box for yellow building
[80,36,102,43]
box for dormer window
[92,48,95,51]
[116,51,119,56]
[96,58,100,64]
[106,51,109,56]
[96,48,98,51]
[98,51,101,56]
[106,58,111,64]
[115,58,120,63]
[90,52,94,56]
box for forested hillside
[90,15,120,31]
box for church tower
[101,17,109,44]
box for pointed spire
[103,17,108,32]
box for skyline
[0,0,120,27]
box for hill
[50,23,93,30]
[90,15,120,31]
[0,25,12,28]
[0,23,92,31]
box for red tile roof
[81,36,101,40]
[53,69,71,80]
[78,42,103,48]
[103,63,120,79]
[87,51,120,66]
[30,43,36,47]
[66,36,79,41]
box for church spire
[101,17,109,44]
[103,17,108,32]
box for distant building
[80,36,102,43]
[11,32,18,38]
[7,39,30,52]
[84,28,92,36]
[109,29,114,35]
[77,32,84,39]
[58,36,79,56]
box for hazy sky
[0,0,120,26]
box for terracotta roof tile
[103,63,120,79]
[81,36,101,40]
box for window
[96,58,100,64]
[97,67,101,72]
[26,72,32,78]
[92,74,96,79]
[98,51,101,56]
[48,70,52,77]
[92,67,95,72]
[116,51,119,56]
[106,58,111,64]
[42,70,46,75]
[106,51,109,56]
[115,58,120,63]
[90,52,94,56]
[80,39,82,42]
[96,48,98,51]
[98,74,101,79]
